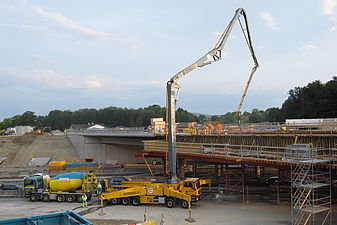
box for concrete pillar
[162,157,167,177]
[216,164,223,177]
[242,165,245,185]
[255,166,261,183]
[256,166,261,177]
[192,164,197,177]
[215,164,223,185]
[178,159,185,178]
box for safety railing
[143,140,336,164]
[67,121,337,136]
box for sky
[1,0,337,120]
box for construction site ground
[0,196,302,225]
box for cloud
[85,78,102,89]
[260,12,279,30]
[8,1,144,47]
[330,26,337,30]
[0,67,105,90]
[1,67,73,89]
[30,5,124,42]
[150,80,164,88]
[0,22,18,28]
[321,0,337,15]
[31,55,56,67]
[300,44,316,51]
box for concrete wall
[0,190,24,197]
[67,134,145,164]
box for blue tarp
[0,211,93,225]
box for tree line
[207,77,337,123]
[0,105,197,131]
[1,77,336,130]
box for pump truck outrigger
[166,8,259,183]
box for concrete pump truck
[99,8,258,209]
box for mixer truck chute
[23,172,97,203]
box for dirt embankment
[0,135,79,167]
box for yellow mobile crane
[166,8,259,183]
[100,178,210,208]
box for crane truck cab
[176,178,202,202]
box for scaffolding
[290,144,332,225]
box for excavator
[166,8,259,182]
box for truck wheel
[181,200,189,209]
[121,198,130,205]
[66,195,75,203]
[56,194,65,202]
[110,198,119,205]
[132,197,140,206]
[165,198,175,208]
[42,194,50,202]
[76,195,83,203]
[30,194,38,202]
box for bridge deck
[143,141,336,169]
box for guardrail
[84,127,149,133]
[67,122,337,136]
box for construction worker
[82,193,88,208]
[207,122,213,135]
[97,182,102,195]
[216,122,223,134]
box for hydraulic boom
[166,8,259,183]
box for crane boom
[166,8,259,183]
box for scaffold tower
[290,144,332,225]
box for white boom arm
[166,8,259,183]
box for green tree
[265,107,283,122]
[248,109,266,123]
[20,111,37,126]
[281,77,337,119]
[0,118,13,129]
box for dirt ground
[0,135,78,167]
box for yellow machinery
[101,183,191,208]
[48,161,67,171]
[101,178,211,208]
[35,127,51,134]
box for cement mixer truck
[23,172,97,202]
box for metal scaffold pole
[290,144,332,225]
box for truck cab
[177,178,202,202]
[23,175,45,200]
